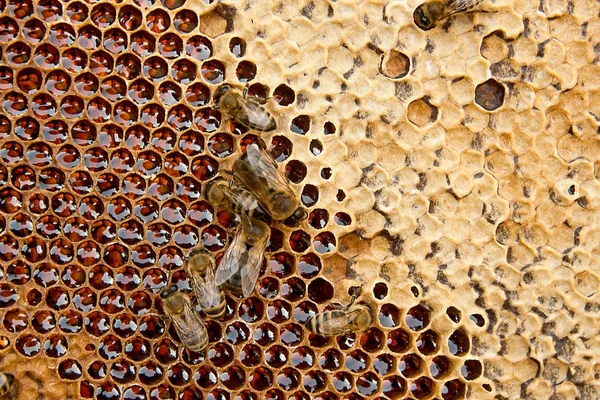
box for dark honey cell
[289,230,311,253]
[280,323,304,346]
[293,301,317,324]
[461,359,483,380]
[337,333,356,350]
[236,60,256,82]
[112,313,137,338]
[43,333,68,357]
[356,371,380,396]
[138,361,164,385]
[280,277,306,302]
[345,350,368,373]
[307,278,334,303]
[194,366,218,389]
[98,334,122,360]
[124,336,150,361]
[406,304,431,331]
[47,286,70,310]
[304,370,327,393]
[360,327,385,351]
[201,60,225,84]
[29,194,49,214]
[123,386,147,400]
[85,310,111,337]
[249,366,274,391]
[276,367,300,391]
[334,212,352,226]
[470,313,485,327]
[154,338,178,364]
[58,310,83,333]
[167,362,191,386]
[207,132,234,158]
[239,342,262,367]
[3,308,28,332]
[174,9,197,33]
[59,359,83,380]
[319,348,343,371]
[398,353,422,378]
[31,310,56,334]
[267,299,292,323]
[320,167,332,180]
[133,198,158,223]
[313,231,336,254]
[448,328,470,356]
[6,260,31,284]
[387,328,411,353]
[27,288,42,306]
[62,265,86,288]
[410,376,434,399]
[229,36,245,57]
[220,365,245,390]
[16,334,41,357]
[110,359,136,383]
[285,160,307,183]
[146,9,170,33]
[79,380,94,398]
[301,184,319,207]
[373,353,395,375]
[430,355,452,379]
[88,360,108,380]
[416,329,440,355]
[290,115,310,135]
[298,253,321,279]
[269,135,293,162]
[96,381,122,400]
[186,35,212,61]
[475,79,505,111]
[441,379,466,399]
[130,245,155,268]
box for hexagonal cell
[574,271,599,297]
[380,49,410,79]
[407,97,438,127]
[199,5,235,38]
[474,79,505,111]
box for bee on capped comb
[413,0,485,30]
[213,84,277,132]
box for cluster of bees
[158,0,489,354]
[159,84,374,353]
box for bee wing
[195,266,223,310]
[245,144,296,198]
[214,232,245,286]
[176,301,208,351]
[444,0,484,17]
[244,100,276,131]
[319,308,365,336]
[239,230,268,297]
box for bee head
[213,84,232,109]
[282,206,307,227]
[413,3,436,30]
[160,284,178,299]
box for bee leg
[242,84,249,98]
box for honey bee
[213,84,276,131]
[160,285,208,352]
[204,178,270,225]
[0,372,13,397]
[232,143,307,225]
[215,216,270,298]
[184,249,226,320]
[304,296,374,336]
[413,0,484,30]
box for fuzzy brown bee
[160,285,209,352]
[232,143,307,226]
[213,84,277,131]
[214,216,270,298]
[185,249,227,320]
[304,297,374,336]
[414,0,484,30]
[204,178,270,225]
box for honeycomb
[0,0,599,398]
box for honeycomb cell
[441,379,465,399]
[380,49,410,79]
[448,328,470,356]
[59,359,83,380]
[407,98,438,127]
[475,79,505,111]
[406,304,431,331]
[16,334,41,357]
[3,308,28,332]
[387,328,411,353]
[346,350,368,373]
